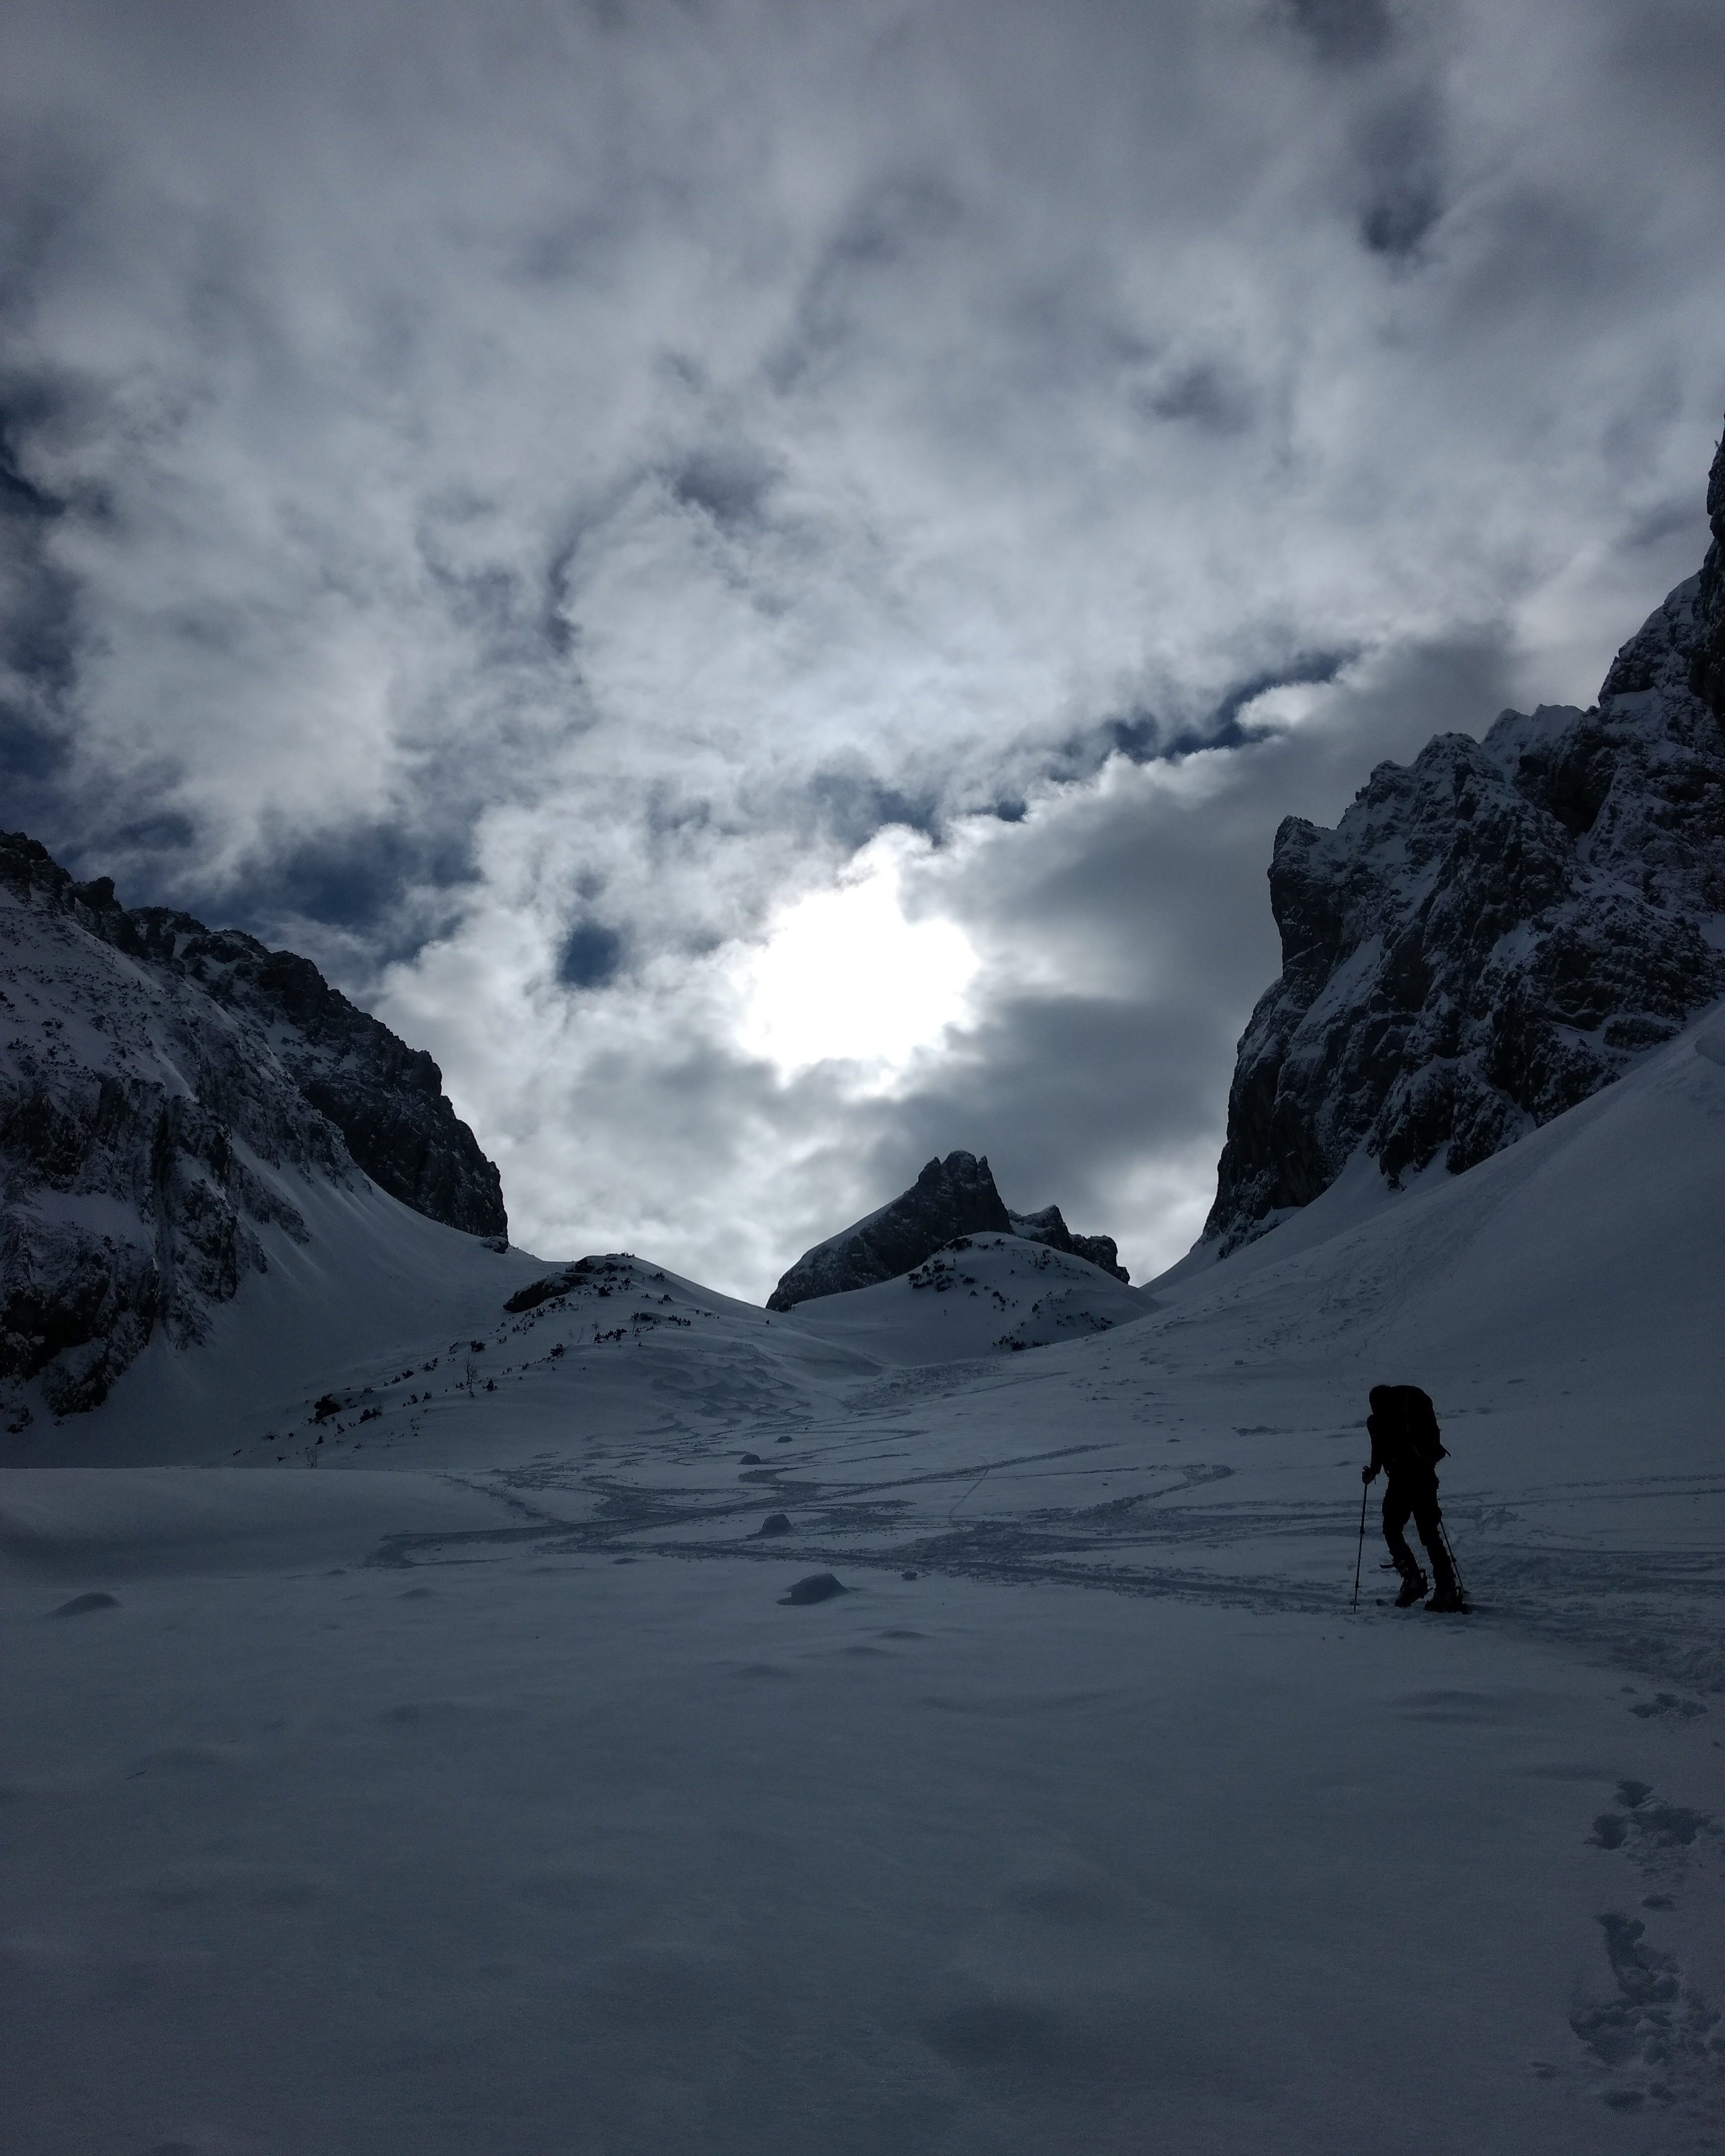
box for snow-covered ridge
[0,833,505,1417]
[1205,422,1725,1255]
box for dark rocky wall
[1,832,506,1413]
[1204,420,1725,1256]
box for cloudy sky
[2,0,1723,1297]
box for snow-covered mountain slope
[775,1233,1145,1363]
[2,1012,1718,2155]
[0,1210,1150,1468]
[1151,998,1723,1463]
[0,833,505,1419]
[768,1148,1125,1309]
[1205,424,1725,1256]
[0,1177,550,1467]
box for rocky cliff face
[1,834,505,1415]
[768,1151,1126,1310]
[1688,415,1725,722]
[1205,423,1725,1256]
[1006,1206,1129,1282]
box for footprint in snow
[1629,1691,1707,1721]
[1568,1912,1720,2115]
[1589,1776,1715,1855]
[1568,1780,1724,2114]
[1587,1793,1716,1870]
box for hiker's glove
[1361,1466,1376,1484]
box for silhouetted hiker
[1364,1384,1465,1612]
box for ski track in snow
[372,1432,1723,1700]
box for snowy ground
[3,1009,1723,2152]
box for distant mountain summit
[1,833,505,1415]
[1205,420,1725,1256]
[767,1149,1126,1311]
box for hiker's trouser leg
[1409,1478,1455,1594]
[1381,1484,1423,1580]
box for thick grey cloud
[1,0,1722,1293]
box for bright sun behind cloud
[735,836,979,1082]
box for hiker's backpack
[1393,1384,1447,1467]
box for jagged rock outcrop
[1205,421,1725,1256]
[1688,414,1725,721]
[1006,1205,1129,1282]
[768,1150,1127,1310]
[1,832,505,1414]
[768,1152,1009,1310]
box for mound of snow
[780,1234,1146,1365]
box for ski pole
[1351,1481,1369,1612]
[1438,1521,1466,1602]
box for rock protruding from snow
[768,1152,1128,1309]
[504,1259,600,1314]
[1006,1205,1129,1282]
[1,831,506,1414]
[779,1572,845,1605]
[1205,423,1725,1256]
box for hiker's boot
[1394,1566,1429,1609]
[1426,1546,1465,1613]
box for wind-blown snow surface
[3,1009,1723,2153]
